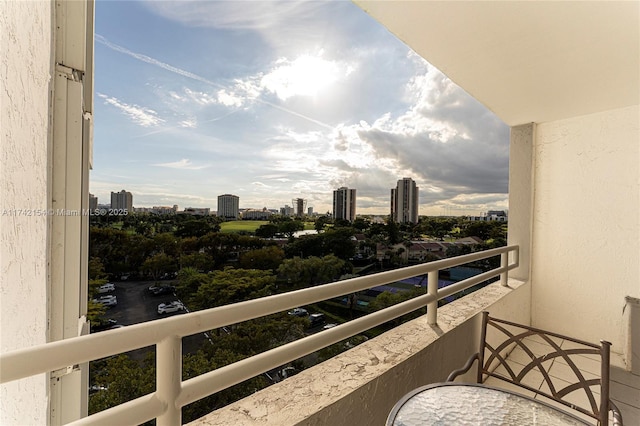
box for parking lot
[95,280,207,355]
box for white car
[97,283,115,293]
[92,295,117,307]
[287,308,308,317]
[157,301,185,314]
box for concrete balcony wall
[0,1,53,424]
[192,278,530,426]
[531,105,640,359]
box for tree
[352,217,371,232]
[322,227,356,260]
[190,268,276,310]
[279,219,304,239]
[255,223,279,238]
[314,215,332,232]
[89,353,156,416]
[369,287,424,326]
[277,255,345,288]
[238,246,285,271]
[141,253,177,281]
[175,219,217,238]
[179,252,214,272]
[284,234,324,258]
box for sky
[91,0,510,216]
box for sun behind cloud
[261,55,342,100]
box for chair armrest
[446,353,480,382]
[610,400,623,426]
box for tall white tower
[390,178,419,224]
[333,187,357,222]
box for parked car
[323,323,338,330]
[97,283,115,293]
[92,295,117,307]
[309,313,325,328]
[90,318,118,332]
[157,301,185,314]
[287,308,308,317]
[151,285,175,296]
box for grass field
[219,220,268,233]
[220,220,316,234]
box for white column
[507,123,535,282]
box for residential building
[217,194,239,220]
[135,205,178,215]
[333,187,357,222]
[280,205,294,216]
[1,2,638,425]
[110,189,132,211]
[469,210,508,222]
[243,208,273,220]
[89,193,98,211]
[391,177,419,224]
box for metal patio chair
[447,311,623,425]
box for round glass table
[386,383,592,426]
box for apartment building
[391,177,419,224]
[110,189,133,211]
[333,187,357,222]
[217,194,239,220]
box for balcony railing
[1,245,518,425]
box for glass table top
[387,383,592,426]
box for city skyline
[90,1,509,216]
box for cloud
[152,159,209,170]
[143,1,346,52]
[179,118,197,128]
[354,66,509,200]
[97,93,165,127]
[96,34,334,131]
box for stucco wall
[0,0,53,424]
[531,105,640,355]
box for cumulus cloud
[97,93,165,127]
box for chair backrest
[478,311,611,425]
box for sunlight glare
[262,55,340,100]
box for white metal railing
[1,245,518,425]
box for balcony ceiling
[354,1,639,126]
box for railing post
[427,270,439,325]
[500,251,508,286]
[156,335,182,426]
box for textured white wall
[0,0,52,423]
[531,105,640,353]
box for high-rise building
[390,178,419,224]
[110,189,133,211]
[333,187,357,222]
[293,198,306,218]
[217,194,239,219]
[89,193,98,211]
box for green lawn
[219,220,268,233]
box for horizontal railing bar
[436,262,517,301]
[178,291,436,407]
[0,245,517,385]
[66,393,164,426]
